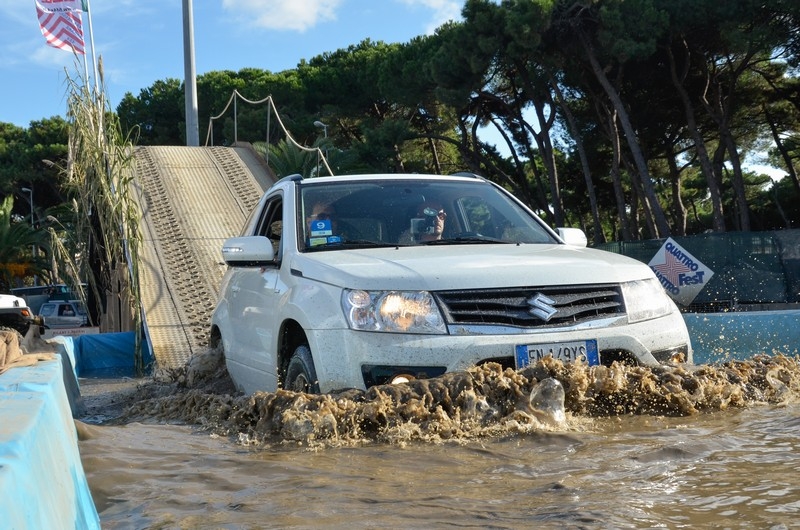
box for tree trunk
[667,42,726,231]
[763,104,800,195]
[624,155,658,239]
[529,101,565,226]
[698,48,756,232]
[722,129,751,231]
[552,80,605,243]
[666,149,688,235]
[607,110,633,240]
[575,25,671,238]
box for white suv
[210,173,692,394]
[0,294,35,335]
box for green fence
[595,230,800,312]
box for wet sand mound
[97,351,800,448]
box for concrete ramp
[132,145,274,369]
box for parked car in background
[38,300,89,329]
[11,284,85,314]
[211,173,693,395]
[0,294,35,335]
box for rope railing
[204,89,334,177]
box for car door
[228,194,283,388]
[39,303,57,327]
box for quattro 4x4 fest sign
[648,237,714,306]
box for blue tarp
[50,331,153,377]
[0,357,101,530]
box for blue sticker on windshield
[310,218,333,237]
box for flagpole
[84,0,99,94]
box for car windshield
[298,178,556,251]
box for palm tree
[0,196,49,291]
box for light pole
[313,120,328,138]
[20,187,37,286]
[313,121,329,177]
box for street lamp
[20,187,37,286]
[313,120,328,138]
[313,121,330,177]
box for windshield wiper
[424,235,509,245]
[306,239,397,251]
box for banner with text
[648,237,714,306]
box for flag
[35,0,85,54]
[38,0,85,12]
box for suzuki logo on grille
[527,293,557,321]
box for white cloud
[398,0,462,33]
[221,0,342,32]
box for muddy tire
[284,345,320,393]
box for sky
[0,0,463,128]
[0,0,785,179]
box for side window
[255,196,283,262]
[40,304,55,317]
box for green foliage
[0,196,49,290]
[117,78,184,145]
[5,0,800,246]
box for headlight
[621,278,678,323]
[342,289,447,334]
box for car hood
[290,244,653,291]
[0,294,28,309]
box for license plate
[515,339,599,368]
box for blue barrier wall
[684,310,800,364]
[0,356,100,530]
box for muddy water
[77,354,800,529]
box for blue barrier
[0,355,100,530]
[684,310,800,364]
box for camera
[422,207,439,233]
[410,207,444,235]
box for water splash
[113,351,800,448]
[527,378,566,426]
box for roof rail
[450,171,484,180]
[274,173,304,185]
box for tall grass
[54,60,144,374]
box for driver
[399,201,447,244]
[306,201,341,246]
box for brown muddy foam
[110,351,800,448]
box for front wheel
[284,345,320,393]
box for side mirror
[221,236,275,266]
[556,227,588,248]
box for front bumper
[306,309,692,392]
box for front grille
[434,285,624,329]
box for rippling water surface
[77,353,800,529]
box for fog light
[389,374,416,385]
[670,351,686,363]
